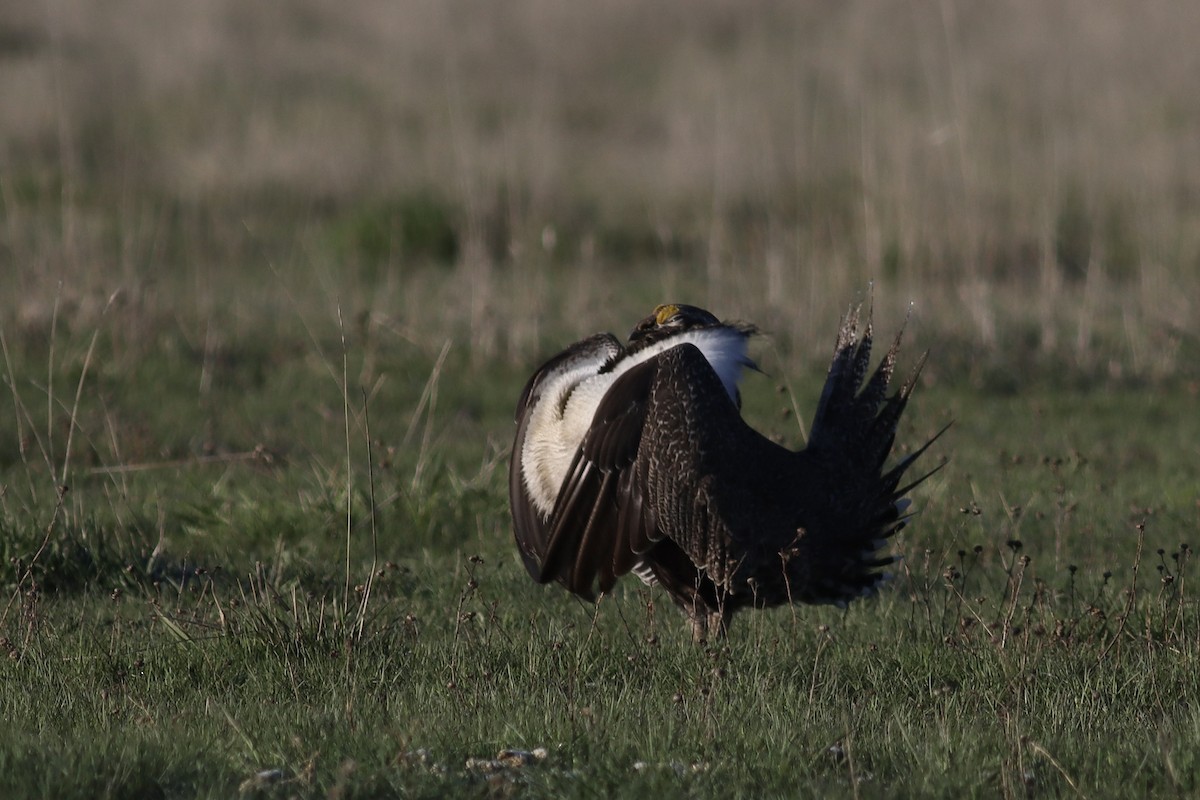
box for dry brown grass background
[3,0,1199,378]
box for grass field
[3,2,1200,798]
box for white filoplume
[520,327,754,518]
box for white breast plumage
[520,326,753,517]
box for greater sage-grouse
[509,303,940,640]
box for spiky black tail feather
[799,305,945,606]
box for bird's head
[628,304,726,349]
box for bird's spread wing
[536,355,661,598]
[510,333,623,581]
[536,341,750,600]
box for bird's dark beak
[628,314,658,342]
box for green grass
[1,314,1198,798]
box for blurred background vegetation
[2,0,1198,378]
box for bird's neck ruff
[611,326,755,403]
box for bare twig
[85,450,271,475]
[1027,739,1089,799]
[355,387,380,642]
[1098,520,1145,662]
[338,304,352,619]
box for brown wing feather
[536,356,663,598]
[631,344,788,592]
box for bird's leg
[688,604,731,643]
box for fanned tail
[799,305,945,607]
